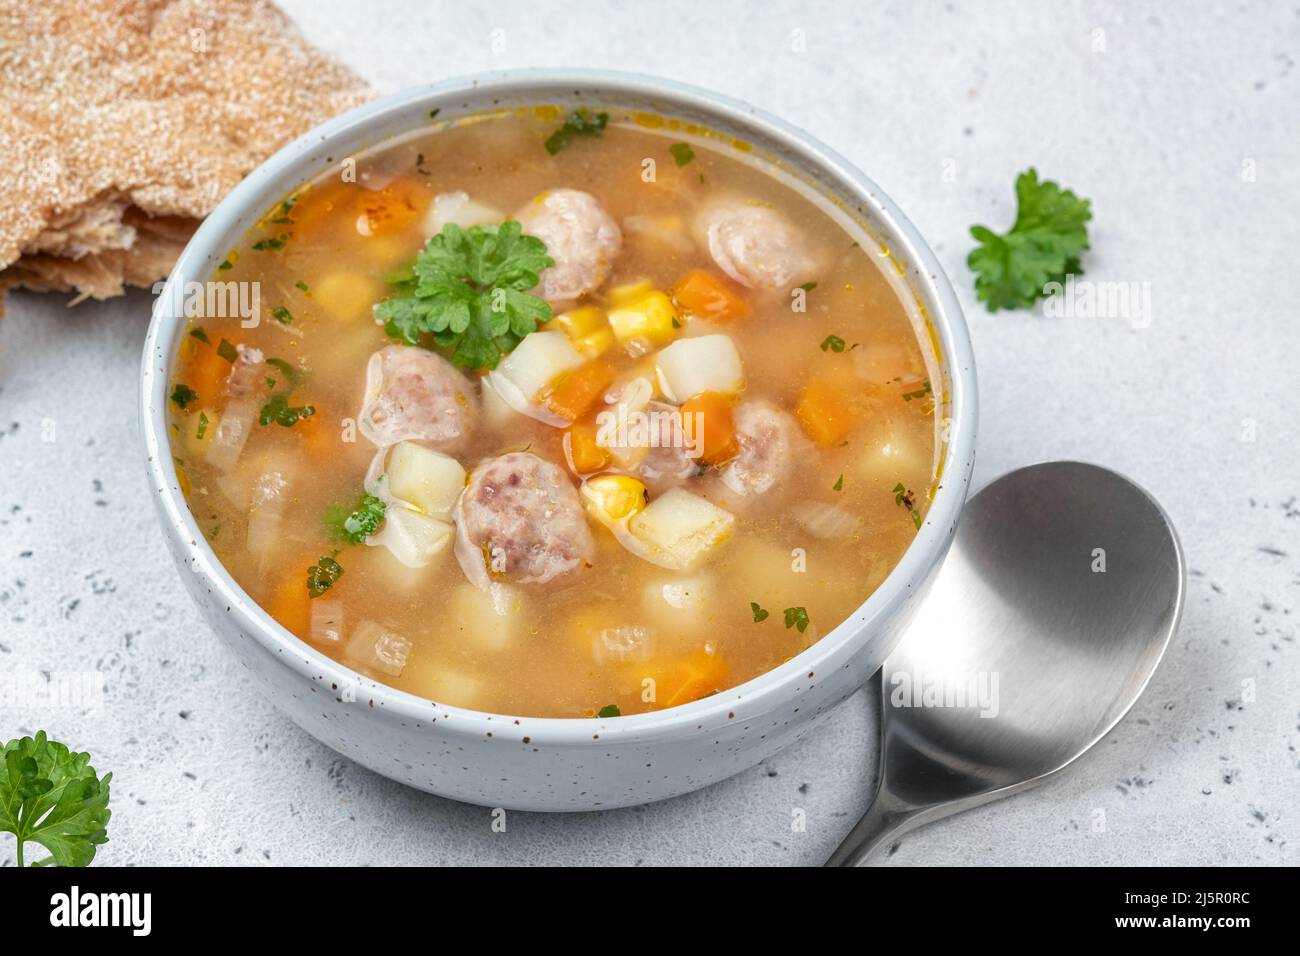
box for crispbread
[0,0,372,313]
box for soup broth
[169,108,941,718]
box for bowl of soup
[141,70,976,810]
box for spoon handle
[825,784,917,866]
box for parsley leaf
[375,221,554,371]
[544,108,609,155]
[259,393,315,427]
[820,334,846,353]
[967,168,1092,311]
[0,731,112,867]
[596,704,621,718]
[170,384,198,410]
[750,601,770,623]
[307,554,343,598]
[783,606,810,633]
[669,142,695,166]
[325,494,387,544]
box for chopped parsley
[893,483,923,529]
[189,327,210,344]
[217,338,239,363]
[196,411,210,440]
[170,383,198,410]
[902,379,933,402]
[669,142,695,166]
[259,393,315,427]
[306,555,343,598]
[820,334,846,353]
[265,357,302,386]
[252,232,291,252]
[428,108,441,119]
[217,258,234,271]
[832,474,844,492]
[295,280,310,293]
[266,197,296,225]
[750,601,770,623]
[544,108,609,155]
[271,306,293,325]
[325,494,387,544]
[596,704,621,718]
[799,282,818,292]
[783,607,810,633]
[375,220,554,371]
[968,168,1092,311]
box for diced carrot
[183,339,232,411]
[264,566,312,637]
[564,421,611,475]
[671,268,752,323]
[296,410,335,460]
[643,650,729,709]
[796,376,860,447]
[679,391,738,465]
[545,357,616,422]
[284,179,354,240]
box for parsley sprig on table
[375,221,554,371]
[967,168,1092,312]
[1,731,112,867]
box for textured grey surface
[1,0,1297,866]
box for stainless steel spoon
[826,461,1184,866]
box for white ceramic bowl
[141,70,977,811]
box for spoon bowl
[828,461,1184,865]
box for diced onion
[422,190,504,238]
[345,621,411,677]
[310,600,344,645]
[792,500,862,541]
[654,334,744,402]
[204,398,257,472]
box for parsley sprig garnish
[325,494,387,544]
[968,168,1092,311]
[1,731,112,867]
[375,221,554,371]
[544,109,609,155]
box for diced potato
[607,287,680,347]
[856,412,935,492]
[387,441,466,519]
[581,474,649,531]
[345,620,412,678]
[627,488,735,571]
[367,506,453,568]
[641,574,714,639]
[422,190,503,237]
[493,330,585,401]
[654,335,744,402]
[480,375,522,428]
[314,272,384,322]
[445,582,522,652]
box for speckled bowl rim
[141,69,977,745]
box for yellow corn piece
[548,306,615,358]
[581,474,649,529]
[608,289,680,347]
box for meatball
[454,452,595,587]
[696,200,820,290]
[714,400,800,503]
[514,189,621,302]
[358,345,478,450]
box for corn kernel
[608,290,680,347]
[581,474,649,528]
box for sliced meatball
[714,400,801,503]
[226,345,265,398]
[358,345,478,450]
[514,189,621,302]
[635,401,702,493]
[696,200,820,290]
[454,452,595,587]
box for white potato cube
[627,488,735,571]
[641,574,713,639]
[423,190,504,237]
[367,506,453,568]
[387,442,466,519]
[654,334,744,402]
[445,582,522,652]
[494,330,584,401]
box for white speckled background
[1,0,1296,866]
